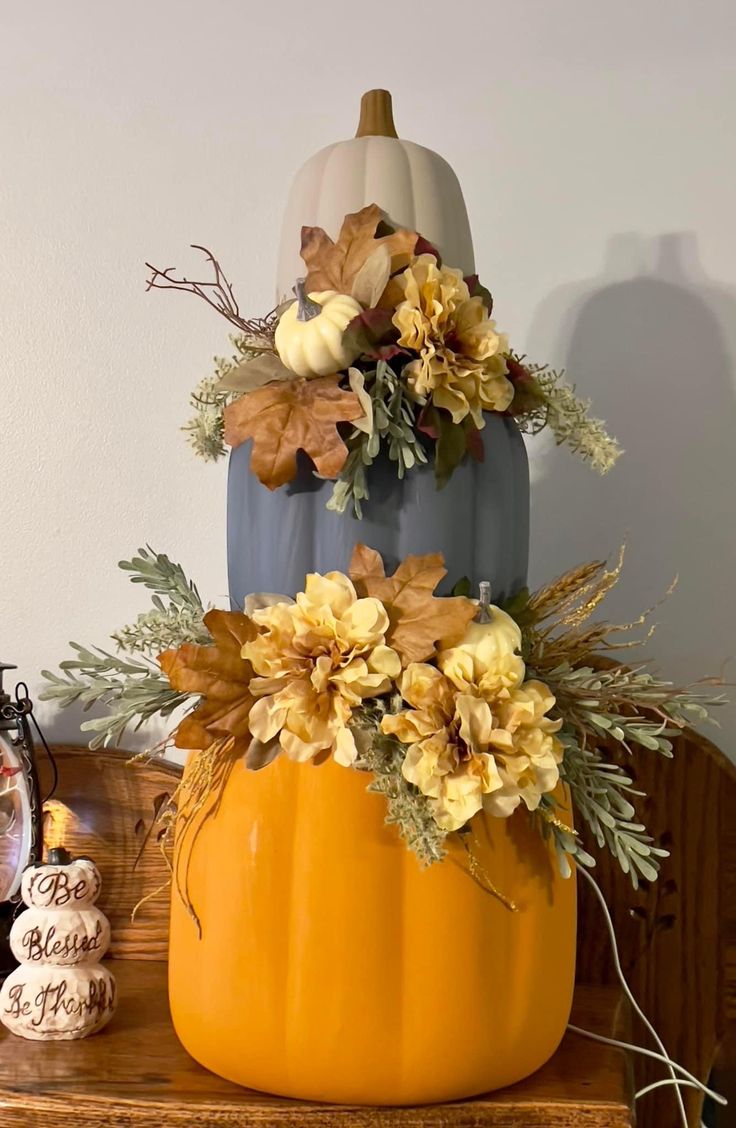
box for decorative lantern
[0,663,44,977]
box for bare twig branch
[145,245,278,347]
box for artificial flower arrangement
[145,204,622,514]
[42,543,722,906]
[41,203,720,905]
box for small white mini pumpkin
[275,281,361,377]
[440,581,525,688]
[457,606,522,668]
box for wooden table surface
[0,962,633,1128]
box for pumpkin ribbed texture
[276,136,475,301]
[169,756,576,1105]
[227,414,530,609]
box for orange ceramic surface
[168,754,576,1105]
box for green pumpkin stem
[294,278,322,322]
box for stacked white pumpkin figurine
[0,847,116,1040]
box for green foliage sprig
[327,361,428,517]
[511,356,623,474]
[553,729,669,888]
[117,546,205,618]
[41,548,205,749]
[41,648,187,751]
[352,700,449,866]
[546,663,719,756]
[183,336,260,462]
[516,552,726,885]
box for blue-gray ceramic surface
[227,414,529,608]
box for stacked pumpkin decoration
[0,848,116,1040]
[227,88,529,611]
[169,90,577,1105]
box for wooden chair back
[38,746,181,961]
[576,726,736,1127]
[40,734,735,1127]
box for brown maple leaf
[301,204,417,298]
[159,609,256,753]
[223,375,363,489]
[349,544,477,665]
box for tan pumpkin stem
[355,89,398,139]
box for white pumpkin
[276,89,475,301]
[0,963,117,1040]
[22,850,101,910]
[10,905,111,967]
[439,581,525,689]
[457,606,523,670]
[275,284,362,377]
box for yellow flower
[391,254,514,428]
[381,663,504,831]
[243,571,400,767]
[382,642,563,831]
[483,681,563,817]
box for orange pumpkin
[168,754,576,1105]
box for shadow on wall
[526,232,736,751]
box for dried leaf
[417,404,440,441]
[450,576,472,597]
[464,274,493,312]
[244,737,281,771]
[434,412,469,489]
[465,420,485,463]
[301,204,417,297]
[349,544,476,665]
[414,235,441,263]
[159,609,256,753]
[216,352,293,394]
[417,407,479,487]
[350,244,392,307]
[342,308,402,362]
[223,375,363,489]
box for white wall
[1,0,735,756]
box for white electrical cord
[636,1078,705,1099]
[572,863,688,1125]
[569,864,726,1126]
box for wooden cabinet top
[0,961,632,1127]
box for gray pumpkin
[227,414,528,606]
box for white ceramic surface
[276,135,476,300]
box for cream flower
[382,635,563,832]
[381,663,504,831]
[483,681,563,817]
[391,254,514,428]
[243,571,400,767]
